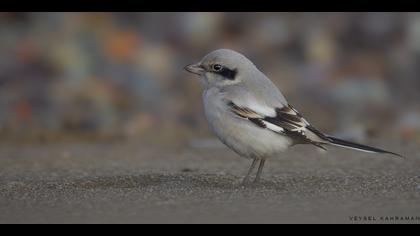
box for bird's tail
[326,135,403,158]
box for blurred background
[0,12,419,146]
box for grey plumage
[185,49,402,183]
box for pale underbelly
[206,110,292,159]
[203,88,293,159]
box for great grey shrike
[184,49,402,183]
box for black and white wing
[226,100,403,157]
[227,100,328,150]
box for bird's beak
[184,63,205,76]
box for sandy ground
[0,139,419,224]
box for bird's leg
[254,159,266,183]
[242,158,258,184]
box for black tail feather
[326,136,403,158]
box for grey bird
[184,49,402,184]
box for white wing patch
[262,121,285,133]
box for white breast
[202,88,292,159]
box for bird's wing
[226,100,403,157]
[226,100,328,150]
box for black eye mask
[215,67,237,80]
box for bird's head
[184,49,257,89]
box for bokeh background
[1,12,419,145]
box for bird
[184,49,402,184]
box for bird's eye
[212,64,223,71]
